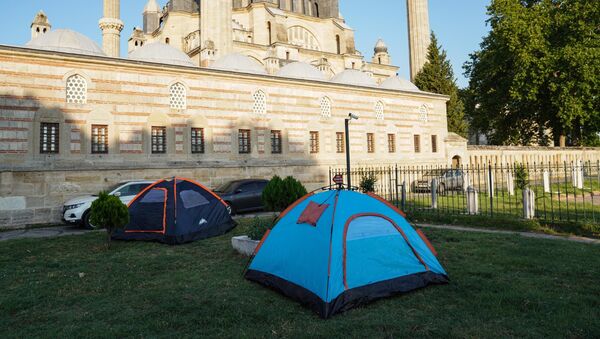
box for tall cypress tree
[414,33,468,138]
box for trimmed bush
[515,164,529,190]
[247,217,275,241]
[89,191,129,247]
[262,175,308,212]
[359,173,378,193]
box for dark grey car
[214,179,269,214]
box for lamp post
[345,113,359,189]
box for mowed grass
[1,223,599,338]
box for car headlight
[64,203,84,211]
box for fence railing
[330,161,600,224]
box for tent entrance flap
[126,187,167,234]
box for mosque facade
[3,0,594,227]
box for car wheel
[82,210,99,230]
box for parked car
[214,179,269,214]
[62,180,154,229]
[411,169,464,194]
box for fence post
[395,165,399,206]
[488,164,494,217]
[401,180,406,212]
[431,178,438,209]
[543,169,550,193]
[507,170,515,196]
[523,188,535,219]
[467,186,479,215]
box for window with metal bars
[367,133,375,153]
[151,126,167,154]
[336,132,345,154]
[414,134,421,153]
[271,130,282,154]
[239,129,251,154]
[191,128,205,154]
[432,135,438,153]
[91,125,108,154]
[310,131,319,153]
[388,133,396,153]
[40,123,59,154]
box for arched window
[375,101,385,120]
[165,37,170,44]
[65,74,87,104]
[419,104,429,122]
[320,96,332,119]
[267,22,272,45]
[170,83,187,110]
[252,90,267,115]
[314,2,319,17]
[336,35,341,54]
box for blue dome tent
[245,190,448,318]
[112,177,235,245]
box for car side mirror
[114,192,122,197]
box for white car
[62,180,154,229]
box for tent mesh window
[151,126,167,154]
[65,74,87,104]
[169,82,186,110]
[375,101,384,120]
[367,133,375,153]
[388,133,396,153]
[414,134,421,153]
[191,128,205,154]
[336,132,345,153]
[239,129,251,154]
[431,135,438,153]
[91,124,108,154]
[252,90,267,115]
[40,122,59,154]
[310,131,319,153]
[271,130,282,154]
[320,96,331,119]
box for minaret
[99,0,124,57]
[31,11,51,40]
[407,0,431,81]
[200,0,233,65]
[372,39,391,65]
[143,0,161,34]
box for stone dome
[26,29,105,57]
[380,76,420,92]
[374,39,388,54]
[210,53,267,75]
[128,42,195,67]
[331,69,378,87]
[276,62,327,81]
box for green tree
[262,176,307,212]
[464,0,599,146]
[89,191,130,247]
[414,32,468,138]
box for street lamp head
[348,113,359,120]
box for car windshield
[214,182,237,194]
[423,170,444,177]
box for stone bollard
[431,179,438,209]
[466,186,479,215]
[523,188,535,219]
[506,172,515,196]
[462,172,471,192]
[542,170,551,193]
[572,161,584,189]
[486,169,495,196]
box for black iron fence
[330,161,600,224]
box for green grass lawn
[1,223,599,338]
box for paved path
[1,216,598,245]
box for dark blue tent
[112,177,235,245]
[246,190,448,318]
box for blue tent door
[127,187,167,234]
[343,214,428,290]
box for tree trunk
[559,135,566,147]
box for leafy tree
[89,191,129,247]
[415,32,468,138]
[464,0,599,146]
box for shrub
[514,164,529,190]
[359,173,378,193]
[262,175,308,212]
[89,191,129,247]
[247,217,275,241]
